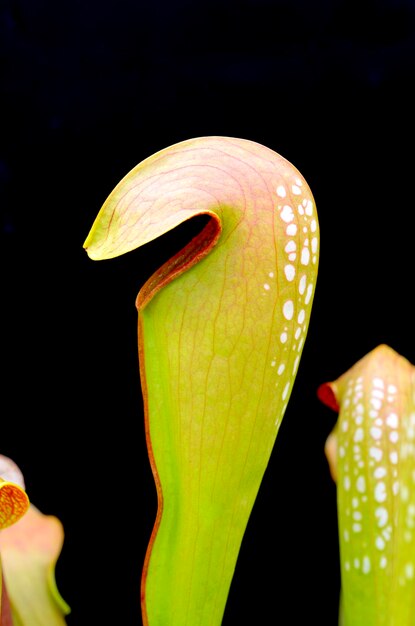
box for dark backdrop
[1,0,414,624]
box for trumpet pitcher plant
[318,344,415,625]
[84,136,319,625]
[0,455,69,625]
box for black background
[1,0,414,624]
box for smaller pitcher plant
[0,455,69,625]
[318,344,415,625]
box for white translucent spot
[344,529,350,542]
[354,558,360,569]
[390,451,398,464]
[309,238,317,255]
[276,185,286,198]
[393,481,399,495]
[339,446,345,458]
[288,252,296,261]
[285,240,296,253]
[295,177,303,186]
[354,428,364,443]
[264,283,271,291]
[293,355,300,375]
[370,447,383,462]
[380,556,387,569]
[341,420,349,432]
[284,264,296,282]
[300,247,310,265]
[375,482,387,503]
[372,389,384,399]
[292,184,301,195]
[369,409,379,419]
[353,511,362,521]
[356,476,366,493]
[390,431,399,443]
[376,536,386,550]
[362,556,371,574]
[297,309,305,324]
[269,271,274,278]
[280,332,288,344]
[277,364,285,375]
[344,476,351,491]
[305,283,313,305]
[271,360,276,367]
[355,403,364,414]
[386,413,399,429]
[280,205,294,223]
[282,382,290,401]
[405,563,414,579]
[345,561,350,571]
[310,219,317,232]
[283,300,294,320]
[298,204,304,215]
[371,398,382,410]
[375,418,383,426]
[286,223,297,236]
[352,497,359,508]
[373,377,384,389]
[294,327,301,340]
[375,507,388,528]
[305,199,313,216]
[383,526,392,541]
[370,427,382,440]
[352,523,362,533]
[299,275,307,295]
[388,384,397,394]
[374,467,387,479]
